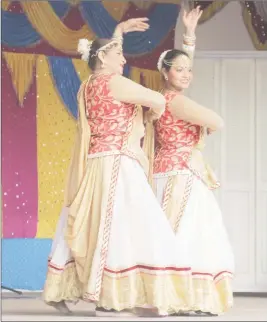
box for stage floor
[2,292,267,321]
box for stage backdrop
[2,0,266,291]
[1,0,179,290]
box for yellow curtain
[102,1,129,21]
[129,66,142,84]
[21,1,94,55]
[242,3,267,50]
[142,68,162,91]
[130,66,162,91]
[36,56,76,238]
[1,0,11,10]
[72,58,92,82]
[3,52,36,105]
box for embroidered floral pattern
[85,74,135,155]
[154,92,201,173]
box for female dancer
[148,10,235,316]
[43,18,194,317]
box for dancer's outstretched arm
[169,94,224,131]
[112,17,149,39]
[109,75,166,117]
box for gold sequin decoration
[36,56,76,238]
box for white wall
[185,53,267,292]
[175,1,256,51]
[174,1,266,291]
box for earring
[165,76,168,81]
[101,61,106,69]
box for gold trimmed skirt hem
[43,262,233,315]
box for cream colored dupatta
[64,78,92,260]
[43,79,91,303]
[142,121,155,188]
[64,76,110,299]
[63,79,91,207]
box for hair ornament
[78,38,93,62]
[157,50,171,71]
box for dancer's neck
[163,85,184,95]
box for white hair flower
[77,39,93,62]
[157,50,171,72]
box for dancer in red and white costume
[146,7,235,315]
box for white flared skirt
[44,156,193,313]
[155,172,234,313]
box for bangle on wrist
[112,34,123,45]
[183,33,196,42]
[183,39,196,46]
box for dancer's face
[100,45,126,75]
[165,54,193,91]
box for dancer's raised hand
[182,5,203,32]
[115,17,149,35]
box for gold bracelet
[183,41,196,48]
[112,35,123,44]
[183,33,196,41]
[183,39,195,45]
